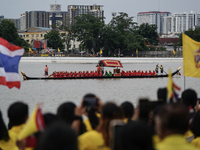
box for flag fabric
[29,48,32,52]
[100,48,103,54]
[167,69,181,102]
[136,49,138,55]
[44,43,46,52]
[58,48,60,52]
[0,37,24,89]
[18,104,45,140]
[173,49,176,55]
[183,33,200,78]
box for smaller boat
[21,59,181,80]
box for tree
[137,23,159,45]
[0,19,30,51]
[179,28,200,46]
[73,14,105,54]
[44,29,64,50]
[58,17,74,52]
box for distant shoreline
[20,57,183,63]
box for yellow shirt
[156,134,199,150]
[78,130,111,150]
[191,137,200,148]
[0,131,19,150]
[185,130,194,143]
[9,124,25,135]
[83,113,101,131]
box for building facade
[137,11,171,33]
[67,4,104,25]
[163,11,200,34]
[20,6,68,30]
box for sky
[1,0,199,24]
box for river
[0,58,199,124]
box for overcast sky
[1,0,199,24]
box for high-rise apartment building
[137,11,171,33]
[67,4,104,25]
[163,11,200,34]
[19,5,68,30]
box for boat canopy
[98,59,123,68]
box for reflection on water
[0,61,199,124]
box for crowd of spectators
[0,88,199,150]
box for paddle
[157,64,168,74]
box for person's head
[0,110,9,141]
[8,102,28,129]
[36,121,77,150]
[121,121,154,150]
[83,93,99,130]
[156,103,189,139]
[181,89,198,109]
[43,113,60,127]
[57,102,76,126]
[46,65,47,67]
[97,102,123,147]
[157,87,167,103]
[190,110,200,138]
[120,101,134,120]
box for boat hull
[21,70,180,80]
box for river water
[0,58,199,124]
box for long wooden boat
[21,59,181,80]
[21,69,180,80]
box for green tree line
[0,19,30,51]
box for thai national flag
[0,37,24,89]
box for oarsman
[44,65,48,76]
[160,65,164,74]
[155,64,159,74]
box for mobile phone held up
[82,97,98,107]
[110,119,125,150]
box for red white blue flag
[0,37,24,89]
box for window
[41,34,43,37]
[36,34,39,37]
[26,34,29,37]
[32,34,34,37]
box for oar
[157,65,168,75]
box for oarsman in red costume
[144,70,148,76]
[69,71,73,77]
[74,71,77,77]
[97,64,101,74]
[85,71,89,77]
[65,71,69,77]
[152,70,156,76]
[90,71,95,77]
[78,71,82,77]
[121,70,125,76]
[56,71,60,78]
[82,71,86,77]
[60,71,64,77]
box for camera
[82,97,98,107]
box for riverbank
[20,57,183,63]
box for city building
[0,15,20,30]
[137,11,171,33]
[163,11,200,34]
[19,4,68,30]
[67,4,104,25]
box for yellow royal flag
[29,48,32,52]
[183,33,200,78]
[173,49,176,55]
[167,69,173,100]
[136,49,138,55]
[100,48,103,54]
[17,105,45,140]
[58,48,60,52]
